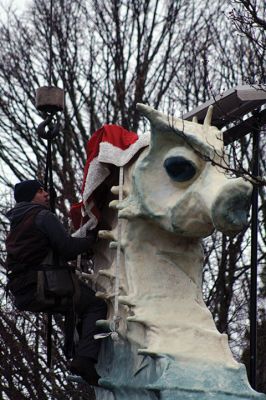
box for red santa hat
[70,124,149,235]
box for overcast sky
[1,0,29,13]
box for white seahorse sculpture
[83,104,265,400]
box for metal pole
[44,138,55,368]
[48,0,53,87]
[249,117,260,390]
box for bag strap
[64,303,76,359]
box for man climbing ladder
[5,179,107,386]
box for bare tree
[229,0,266,86]
[0,0,226,398]
[0,0,265,397]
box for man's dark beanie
[14,180,43,203]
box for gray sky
[1,0,29,12]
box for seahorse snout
[211,179,253,236]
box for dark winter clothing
[6,204,50,271]
[5,201,106,364]
[6,202,94,271]
[14,180,43,203]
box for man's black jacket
[6,202,95,272]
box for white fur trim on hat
[98,132,150,166]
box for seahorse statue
[81,104,264,399]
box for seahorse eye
[164,156,196,182]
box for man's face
[32,187,49,207]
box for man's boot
[69,356,100,386]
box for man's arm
[35,210,96,260]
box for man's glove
[86,227,98,244]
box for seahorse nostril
[211,188,252,236]
[232,209,249,226]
